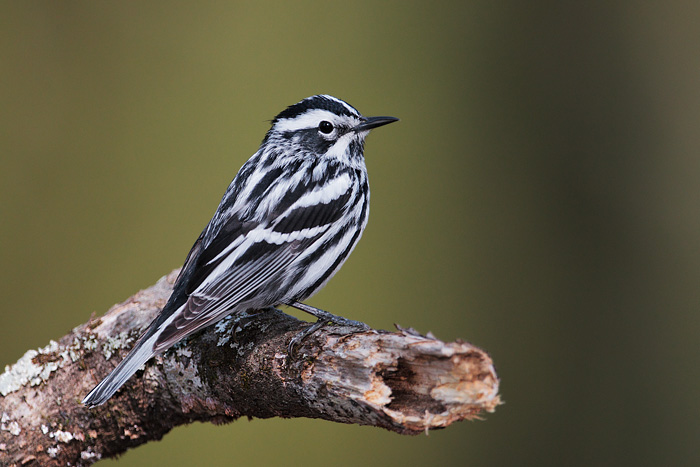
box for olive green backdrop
[2,2,699,466]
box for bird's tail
[81,331,160,408]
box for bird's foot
[285,301,370,357]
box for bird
[82,94,398,407]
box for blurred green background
[2,2,699,465]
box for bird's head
[263,95,398,167]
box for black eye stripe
[319,121,334,134]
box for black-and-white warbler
[82,95,398,407]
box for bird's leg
[288,301,369,328]
[285,301,370,356]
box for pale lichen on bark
[0,270,500,466]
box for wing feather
[154,237,308,352]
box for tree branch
[0,270,501,466]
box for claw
[287,320,326,357]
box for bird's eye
[318,121,334,134]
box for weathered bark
[0,270,501,466]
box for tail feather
[82,333,159,408]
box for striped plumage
[82,95,398,407]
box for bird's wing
[153,174,354,352]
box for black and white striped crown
[272,95,362,124]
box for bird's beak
[353,116,399,132]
